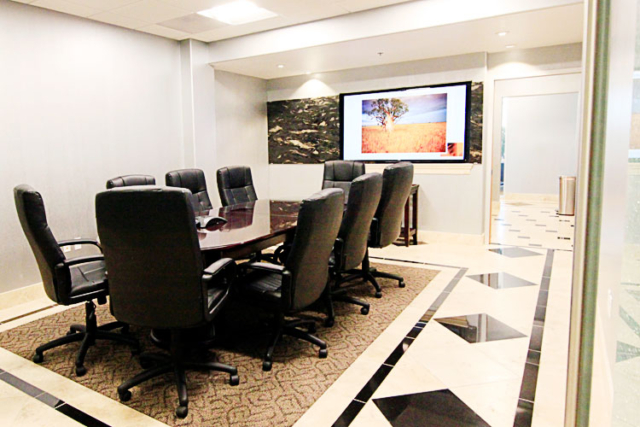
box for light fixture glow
[197,1,278,25]
[505,44,516,49]
[497,31,508,37]
[305,71,311,75]
[277,64,284,69]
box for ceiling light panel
[198,1,278,25]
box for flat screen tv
[340,81,471,163]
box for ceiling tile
[157,0,227,13]
[191,15,294,42]
[280,4,348,20]
[10,0,38,4]
[90,11,149,29]
[63,0,140,11]
[138,23,191,40]
[159,13,227,34]
[336,0,410,13]
[112,0,190,23]
[31,0,102,17]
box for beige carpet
[0,263,437,426]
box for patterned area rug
[0,263,437,426]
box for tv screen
[340,81,471,163]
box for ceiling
[212,3,584,79]
[10,0,414,42]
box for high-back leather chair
[366,162,414,289]
[326,173,382,325]
[106,174,155,189]
[95,186,238,418]
[13,185,137,376]
[216,166,258,207]
[322,160,365,203]
[165,168,213,212]
[237,188,344,371]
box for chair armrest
[61,255,105,267]
[240,262,285,275]
[203,258,237,283]
[368,217,380,246]
[58,239,102,252]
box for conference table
[196,199,300,264]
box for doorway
[489,74,581,250]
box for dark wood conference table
[196,199,300,264]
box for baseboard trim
[419,230,485,245]
[0,283,47,311]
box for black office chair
[216,166,258,207]
[13,185,137,377]
[237,188,344,371]
[366,162,414,290]
[166,168,213,212]
[95,186,239,418]
[322,160,365,203]
[326,173,382,326]
[106,174,156,189]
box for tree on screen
[366,98,409,132]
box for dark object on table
[13,185,137,377]
[95,186,239,418]
[166,168,213,212]
[196,215,227,229]
[216,165,258,207]
[327,173,383,325]
[322,160,365,203]
[237,188,344,371]
[367,162,415,290]
[106,174,156,189]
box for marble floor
[0,200,574,426]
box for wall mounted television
[340,81,471,163]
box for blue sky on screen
[361,93,447,126]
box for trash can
[559,176,576,216]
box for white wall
[503,93,580,195]
[267,53,487,236]
[0,1,184,292]
[213,70,269,206]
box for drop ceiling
[212,3,584,79]
[10,0,415,42]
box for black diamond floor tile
[467,272,537,290]
[617,341,640,363]
[489,247,542,258]
[435,313,526,343]
[374,389,490,427]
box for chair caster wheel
[66,329,75,336]
[375,292,382,299]
[398,281,405,288]
[324,318,335,328]
[262,361,272,372]
[176,405,188,418]
[118,390,132,402]
[361,306,370,315]
[230,374,240,386]
[319,348,328,359]
[75,365,87,377]
[33,353,43,364]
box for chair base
[262,314,327,372]
[118,330,239,418]
[325,272,373,327]
[33,301,138,376]
[363,250,405,290]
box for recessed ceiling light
[506,45,516,49]
[197,1,278,26]
[277,64,284,69]
[497,31,508,37]
[305,71,311,75]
